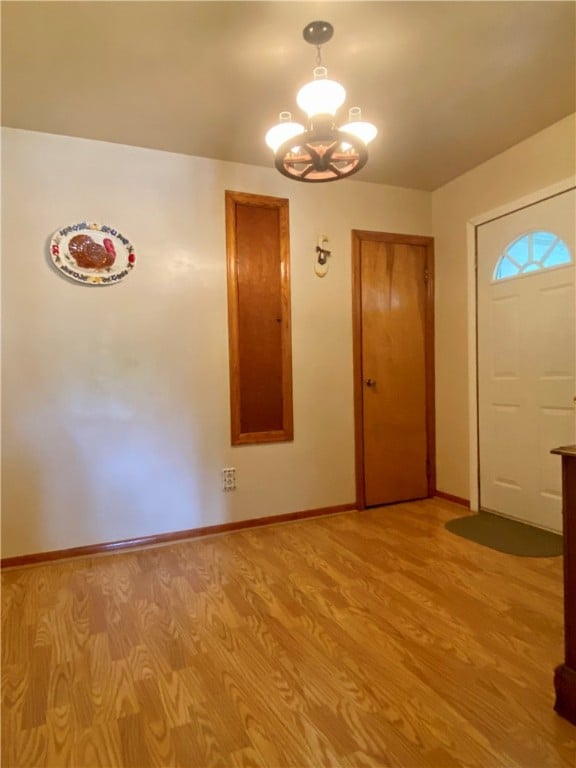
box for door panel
[353,231,434,508]
[477,189,575,532]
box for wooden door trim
[352,230,436,509]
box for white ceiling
[2,1,575,190]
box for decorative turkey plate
[50,222,136,284]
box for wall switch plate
[222,468,236,491]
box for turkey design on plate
[50,222,136,284]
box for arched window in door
[493,230,572,281]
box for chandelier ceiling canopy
[265,21,377,183]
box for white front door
[477,189,575,532]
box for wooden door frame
[352,230,436,509]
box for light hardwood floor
[2,499,576,767]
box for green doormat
[445,511,563,557]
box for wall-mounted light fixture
[314,235,331,277]
[265,21,377,183]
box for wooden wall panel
[226,191,293,445]
[236,204,284,433]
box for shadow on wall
[1,377,234,558]
[1,434,46,558]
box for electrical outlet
[222,468,236,491]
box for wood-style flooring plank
[2,499,576,767]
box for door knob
[365,378,376,387]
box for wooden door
[352,231,435,508]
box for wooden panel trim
[1,503,356,570]
[435,490,471,508]
[352,230,366,509]
[425,239,436,496]
[352,230,436,509]
[352,231,435,247]
[225,190,293,445]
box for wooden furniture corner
[551,444,576,725]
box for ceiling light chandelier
[265,21,377,183]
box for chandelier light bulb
[340,107,378,145]
[265,112,305,153]
[296,67,346,118]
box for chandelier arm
[327,163,347,179]
[307,141,336,172]
[323,142,357,178]
[301,165,317,179]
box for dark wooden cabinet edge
[551,445,576,726]
[554,664,576,725]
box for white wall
[432,114,576,501]
[1,128,431,558]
